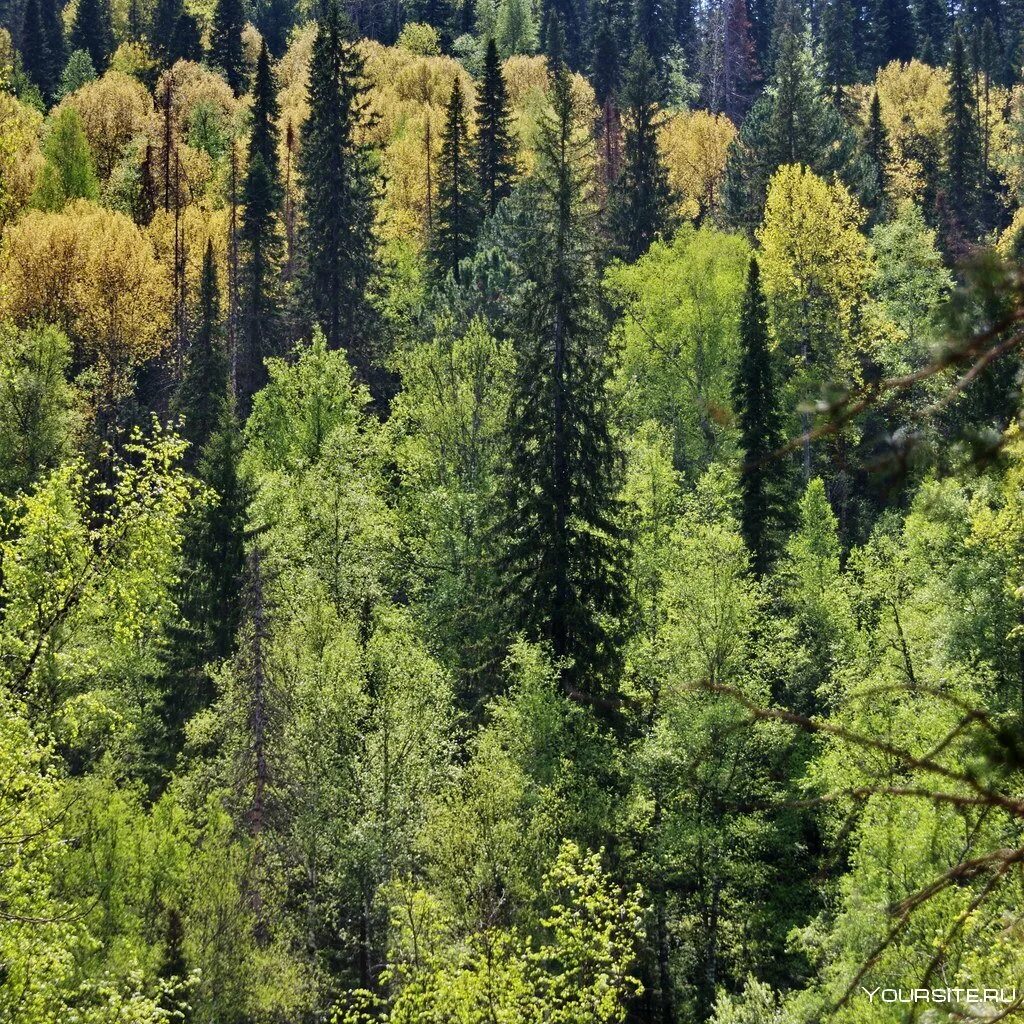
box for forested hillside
[3,0,1024,1019]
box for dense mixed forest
[5,0,1024,1018]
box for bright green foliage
[0,323,77,495]
[58,48,96,97]
[390,316,513,701]
[33,105,98,210]
[606,225,750,475]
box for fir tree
[723,25,873,231]
[865,89,890,209]
[733,257,792,577]
[675,0,697,64]
[170,12,204,63]
[20,0,53,100]
[172,240,227,459]
[608,44,675,261]
[634,0,673,72]
[496,0,537,55]
[915,0,948,62]
[591,4,623,104]
[210,0,246,93]
[945,25,983,242]
[867,0,915,69]
[298,0,380,390]
[165,396,251,737]
[820,0,856,96]
[68,0,113,73]
[431,80,479,281]
[255,0,294,57]
[40,0,65,87]
[152,0,183,61]
[238,41,283,411]
[498,53,628,710]
[475,37,516,215]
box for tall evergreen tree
[634,0,673,73]
[238,42,283,411]
[498,53,627,710]
[723,24,873,231]
[915,0,948,61]
[820,0,857,96]
[733,257,792,577]
[68,0,113,72]
[170,12,204,63]
[608,43,675,261]
[298,0,380,390]
[431,80,479,281]
[475,37,516,215]
[172,240,227,459]
[152,0,183,61]
[40,0,65,85]
[210,0,246,93]
[944,25,983,242]
[255,0,294,57]
[20,0,52,99]
[867,0,916,69]
[865,89,890,210]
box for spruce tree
[733,257,791,577]
[915,0,948,62]
[498,52,627,710]
[866,90,890,207]
[170,12,204,63]
[634,0,673,73]
[40,0,65,89]
[20,0,53,100]
[723,24,873,231]
[475,38,516,215]
[238,41,283,411]
[172,240,227,459]
[210,0,246,93]
[867,0,915,69]
[608,43,675,261]
[820,0,856,96]
[945,25,982,241]
[68,0,113,72]
[299,0,380,389]
[431,81,478,281]
[152,0,183,61]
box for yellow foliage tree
[60,70,153,178]
[0,92,44,229]
[757,163,870,379]
[2,201,171,404]
[658,109,736,222]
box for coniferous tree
[867,0,915,69]
[723,24,873,231]
[944,25,983,242]
[69,0,113,72]
[210,0,246,93]
[865,89,890,210]
[820,0,857,96]
[299,0,380,389]
[152,0,183,61]
[608,43,675,261]
[634,0,673,74]
[475,38,516,215]
[915,0,948,61]
[170,12,204,63]
[40,0,65,86]
[20,0,53,100]
[238,41,283,410]
[499,52,627,711]
[431,80,479,281]
[496,0,537,55]
[172,240,226,459]
[675,0,697,64]
[255,0,294,57]
[733,257,792,577]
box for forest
[2,0,1024,1018]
